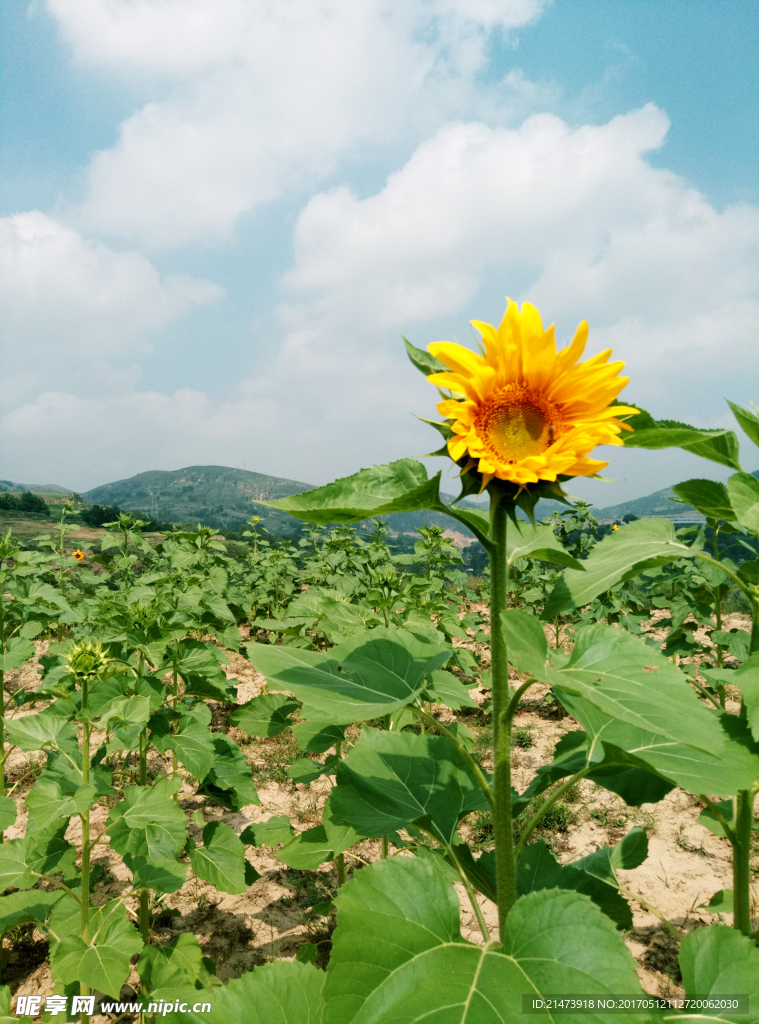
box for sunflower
[427,299,638,489]
[72,549,85,561]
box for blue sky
[0,0,757,504]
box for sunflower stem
[489,496,516,939]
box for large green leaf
[25,780,96,833]
[678,925,759,1023]
[513,729,672,814]
[544,518,697,617]
[0,637,35,671]
[247,628,450,721]
[0,839,32,890]
[0,890,64,933]
[506,521,584,570]
[240,815,294,848]
[138,933,203,990]
[623,413,742,471]
[291,718,347,753]
[197,734,260,810]
[107,776,188,861]
[501,608,550,677]
[671,479,735,521]
[421,669,478,710]
[323,857,654,1024]
[727,472,759,532]
[703,654,759,742]
[274,826,334,870]
[229,694,299,738]
[559,687,759,797]
[189,822,247,894]
[727,400,759,450]
[260,459,444,524]
[330,729,489,845]
[0,797,16,833]
[155,960,325,1024]
[24,820,77,878]
[49,900,143,999]
[544,624,724,754]
[516,834,643,930]
[163,718,216,781]
[5,711,77,753]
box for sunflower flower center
[478,388,556,462]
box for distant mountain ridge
[0,480,71,495]
[9,464,759,534]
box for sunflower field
[0,301,758,1023]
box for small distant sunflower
[427,299,638,489]
[611,525,620,531]
[72,549,85,562]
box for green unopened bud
[67,638,110,679]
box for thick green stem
[335,853,346,886]
[733,787,756,937]
[490,498,515,939]
[80,678,91,1023]
[138,727,150,941]
[381,835,389,860]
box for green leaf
[0,637,35,671]
[79,910,144,998]
[5,710,77,753]
[544,518,697,617]
[323,857,652,1024]
[25,780,97,833]
[727,472,759,532]
[0,890,64,933]
[559,687,759,797]
[717,655,759,742]
[229,694,299,738]
[624,414,742,471]
[506,521,584,570]
[248,627,450,721]
[124,854,188,894]
[107,776,188,861]
[152,960,325,1024]
[275,826,334,870]
[295,943,319,965]
[679,925,759,1023]
[330,729,489,845]
[728,399,759,449]
[514,730,672,815]
[291,718,347,753]
[0,797,16,833]
[0,839,32,890]
[261,459,444,525]
[703,889,733,912]
[671,478,735,521]
[50,902,144,999]
[189,822,247,894]
[24,820,77,878]
[138,933,203,990]
[287,756,339,785]
[240,815,294,848]
[164,718,216,781]
[501,609,548,677]
[421,670,478,710]
[546,624,723,754]
[516,838,637,930]
[197,734,260,810]
[402,336,446,376]
[710,629,751,662]
[322,794,363,856]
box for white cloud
[45,0,551,247]
[283,104,759,419]
[0,211,222,404]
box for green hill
[83,466,314,534]
[0,480,71,495]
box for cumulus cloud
[46,0,551,246]
[283,104,759,420]
[0,212,222,404]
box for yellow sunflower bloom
[72,549,85,561]
[427,299,638,489]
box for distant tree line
[0,491,49,517]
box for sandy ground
[1,608,755,1016]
